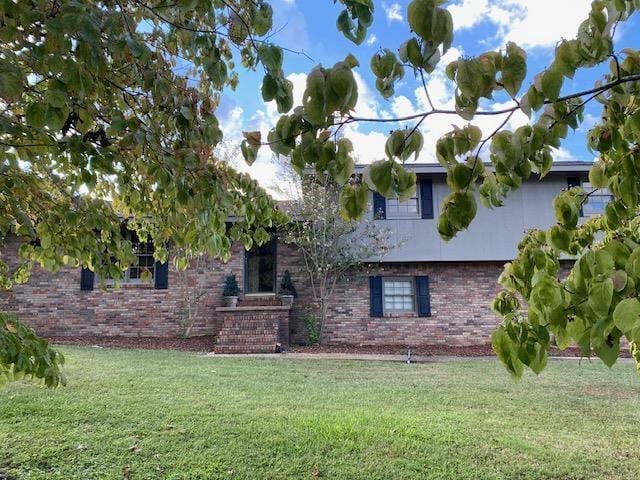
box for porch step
[238,298,282,307]
[214,344,278,354]
[214,307,288,354]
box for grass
[1,348,640,479]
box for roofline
[353,161,592,175]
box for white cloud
[384,2,404,22]
[447,0,593,48]
[365,34,378,47]
[551,146,579,162]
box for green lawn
[1,348,640,479]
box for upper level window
[582,182,613,216]
[383,278,415,312]
[386,192,420,219]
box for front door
[244,238,276,294]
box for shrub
[303,312,320,346]
[222,274,239,297]
[279,270,297,297]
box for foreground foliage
[1,347,639,479]
[0,313,64,387]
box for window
[126,236,155,282]
[383,278,415,312]
[97,231,155,284]
[245,237,276,294]
[386,191,420,219]
[582,182,613,216]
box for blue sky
[217,0,640,194]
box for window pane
[387,196,420,219]
[382,278,415,312]
[582,182,612,216]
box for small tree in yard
[173,251,218,339]
[283,175,392,343]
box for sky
[216,0,640,195]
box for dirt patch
[46,336,631,358]
[47,335,215,352]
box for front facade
[0,162,600,349]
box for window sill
[96,282,156,290]
[382,312,418,318]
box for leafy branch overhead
[3,0,640,380]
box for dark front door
[245,238,276,294]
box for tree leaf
[501,42,527,97]
[612,298,640,333]
[588,278,614,319]
[540,67,563,102]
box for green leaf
[44,105,68,131]
[253,3,273,36]
[447,163,473,192]
[595,338,620,368]
[303,68,327,126]
[366,160,394,198]
[25,102,47,128]
[588,161,609,188]
[339,183,368,220]
[612,298,640,333]
[540,67,563,102]
[261,73,279,102]
[258,44,283,71]
[492,326,524,380]
[588,278,614,319]
[241,139,259,166]
[501,42,527,97]
[0,68,24,102]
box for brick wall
[0,236,280,338]
[288,262,507,347]
[1,235,529,346]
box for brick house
[0,162,603,352]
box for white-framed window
[386,191,420,219]
[383,277,415,312]
[582,181,613,216]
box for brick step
[216,335,278,345]
[238,299,282,307]
[214,344,278,354]
[219,320,278,326]
[218,328,277,336]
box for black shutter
[154,261,169,289]
[420,178,434,219]
[369,276,383,317]
[80,267,94,291]
[372,192,386,219]
[567,176,581,189]
[416,276,431,317]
